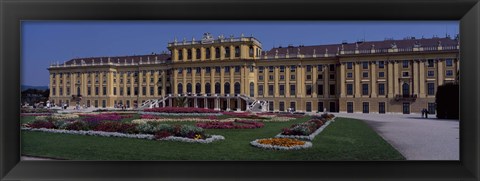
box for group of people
[421,108,430,118]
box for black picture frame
[1,0,479,180]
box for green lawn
[21,116,405,160]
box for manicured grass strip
[21,117,405,160]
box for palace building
[47,33,459,114]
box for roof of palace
[64,53,171,65]
[62,36,459,65]
[265,37,459,56]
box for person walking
[425,109,429,118]
[421,109,425,118]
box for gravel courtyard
[332,113,459,160]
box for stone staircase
[140,96,169,109]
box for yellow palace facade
[48,33,459,114]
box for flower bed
[144,107,219,113]
[196,120,264,129]
[261,116,297,122]
[22,119,224,144]
[35,114,80,121]
[250,138,312,150]
[275,115,335,140]
[21,108,56,113]
[80,113,133,122]
[139,111,222,116]
[222,112,267,119]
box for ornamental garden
[20,107,405,160]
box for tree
[435,83,459,119]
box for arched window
[178,49,183,60]
[224,82,230,94]
[195,83,201,94]
[225,47,231,58]
[215,82,221,94]
[249,82,254,97]
[186,83,192,93]
[215,47,221,58]
[235,46,240,57]
[402,83,410,96]
[249,46,254,57]
[205,83,211,94]
[205,48,210,59]
[234,82,241,95]
[187,49,192,60]
[77,87,81,95]
[177,83,183,94]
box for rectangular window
[279,85,285,96]
[379,72,385,78]
[403,60,409,68]
[95,87,99,95]
[150,87,154,95]
[362,62,368,69]
[379,102,386,114]
[66,87,70,95]
[329,73,335,80]
[279,102,285,112]
[258,75,264,80]
[318,74,323,80]
[268,85,274,96]
[235,66,240,72]
[290,102,296,111]
[206,67,211,73]
[290,65,296,72]
[329,64,335,71]
[215,66,220,73]
[446,59,453,67]
[177,68,183,74]
[317,102,324,112]
[290,84,296,96]
[379,61,385,68]
[347,72,353,78]
[269,101,274,112]
[329,84,335,95]
[446,70,453,76]
[306,102,312,112]
[347,102,354,113]
[269,66,274,72]
[259,66,264,73]
[362,102,369,113]
[102,100,106,108]
[306,75,311,80]
[280,75,285,80]
[427,83,435,95]
[306,65,312,72]
[306,85,312,95]
[269,75,274,81]
[317,65,323,71]
[362,84,369,95]
[402,72,409,77]
[428,59,435,67]
[134,87,138,95]
[346,84,353,95]
[196,67,201,73]
[103,87,107,95]
[290,75,296,80]
[120,87,123,96]
[224,66,230,73]
[347,62,353,69]
[87,87,90,95]
[142,87,146,95]
[428,103,436,114]
[378,83,385,95]
[52,87,56,96]
[318,84,324,95]
[280,66,285,72]
[59,88,63,95]
[428,71,434,77]
[258,85,264,95]
[362,72,368,78]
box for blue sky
[21,21,459,86]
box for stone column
[226,98,231,111]
[138,72,142,96]
[312,65,318,97]
[387,61,394,98]
[285,65,290,97]
[182,68,187,94]
[220,67,225,95]
[211,66,215,95]
[437,59,444,86]
[264,67,268,97]
[146,71,150,97]
[153,71,159,96]
[370,61,377,97]
[354,63,360,97]
[161,70,166,96]
[413,60,419,95]
[194,98,198,108]
[340,63,345,97]
[192,67,196,94]
[230,66,234,96]
[393,61,400,95]
[297,65,302,97]
[204,98,208,109]
[201,68,205,94]
[173,69,178,94]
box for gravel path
[332,113,459,160]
